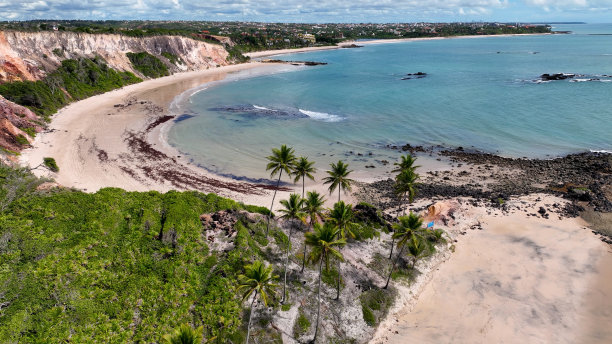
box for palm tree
[406,235,429,268]
[391,154,420,174]
[394,169,419,216]
[293,156,316,198]
[328,201,357,300]
[162,324,205,344]
[278,193,305,303]
[323,160,354,202]
[238,261,278,344]
[305,222,346,344]
[301,191,326,273]
[384,212,423,289]
[328,201,357,240]
[265,145,297,234]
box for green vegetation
[0,144,452,343]
[237,260,278,344]
[20,127,36,138]
[161,52,184,65]
[52,48,63,57]
[127,52,170,78]
[0,161,277,342]
[359,289,395,326]
[265,144,296,234]
[293,309,311,337]
[163,324,204,344]
[14,134,29,146]
[43,157,59,172]
[0,56,141,119]
[324,160,355,203]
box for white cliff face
[0,31,230,82]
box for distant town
[0,20,552,54]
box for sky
[2,0,612,23]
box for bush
[0,57,141,119]
[127,52,169,78]
[15,134,29,145]
[43,157,59,172]
[293,309,311,337]
[359,289,395,327]
[161,52,183,65]
[361,303,376,326]
[20,127,37,138]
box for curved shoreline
[17,35,611,343]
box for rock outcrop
[0,95,41,152]
[0,30,230,82]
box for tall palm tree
[278,193,305,303]
[305,222,345,344]
[238,261,278,344]
[323,160,354,202]
[301,191,326,273]
[293,156,316,198]
[162,324,205,344]
[328,201,357,300]
[384,212,423,289]
[394,169,419,216]
[265,145,297,235]
[391,154,420,174]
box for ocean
[167,24,612,181]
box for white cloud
[2,0,610,21]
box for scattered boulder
[540,73,575,81]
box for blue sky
[3,0,612,22]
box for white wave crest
[590,149,612,154]
[298,109,343,122]
[253,105,272,110]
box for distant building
[299,33,316,43]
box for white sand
[375,195,612,344]
[246,33,550,58]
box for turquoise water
[168,24,612,181]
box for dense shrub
[43,157,59,172]
[127,52,169,78]
[0,57,141,119]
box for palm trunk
[301,241,308,273]
[312,258,324,344]
[246,290,257,344]
[302,179,305,199]
[384,244,407,289]
[266,171,282,235]
[335,259,341,300]
[281,224,293,304]
[338,187,341,203]
[388,237,395,259]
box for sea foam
[298,109,343,122]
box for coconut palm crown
[293,156,316,198]
[392,154,420,174]
[323,160,354,202]
[265,145,297,234]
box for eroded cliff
[0,31,229,82]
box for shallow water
[168,24,612,181]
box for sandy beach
[372,195,612,344]
[18,37,611,344]
[20,61,359,210]
[246,33,550,58]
